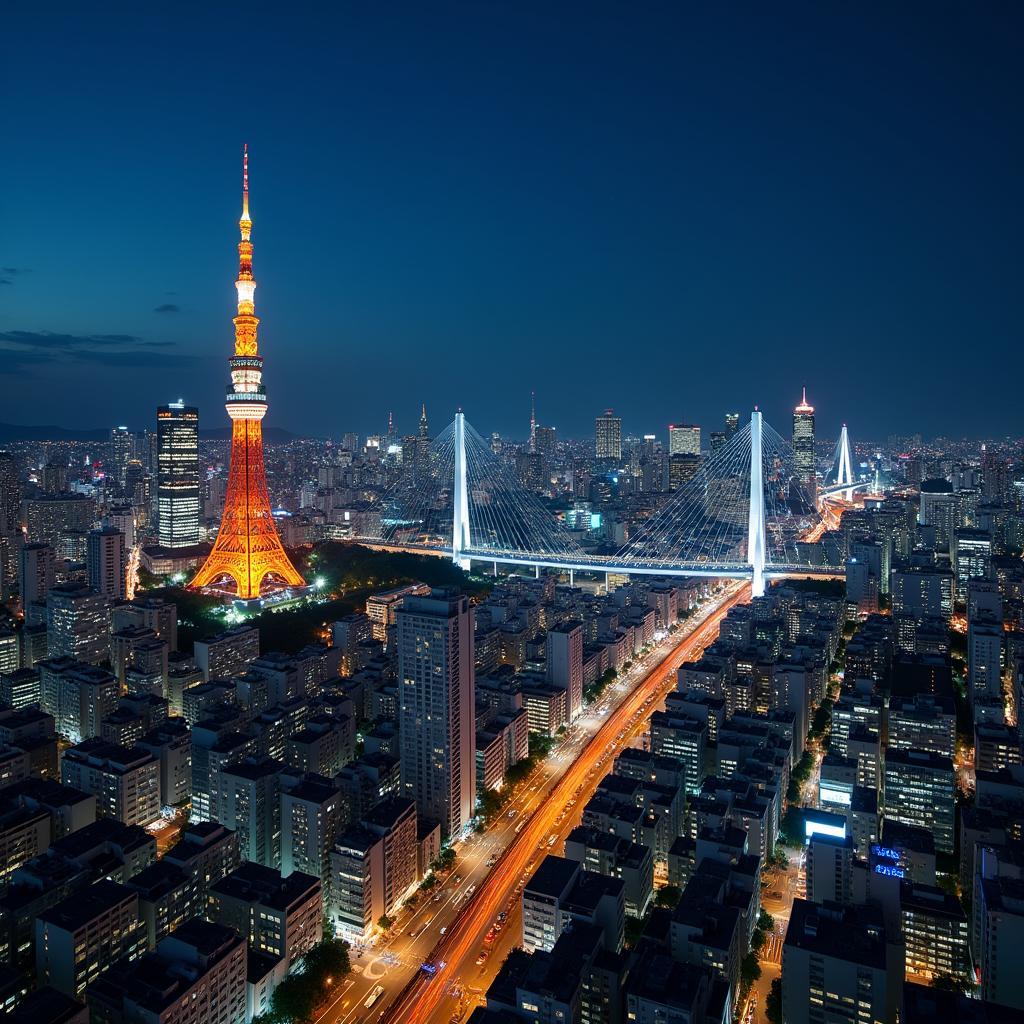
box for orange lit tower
[190,146,305,599]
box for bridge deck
[359,540,843,579]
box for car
[485,929,495,944]
[440,926,447,935]
[434,892,443,901]
[494,921,503,933]
[498,911,507,922]
[507,809,517,819]
[476,951,489,966]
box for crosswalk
[760,931,784,965]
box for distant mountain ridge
[0,421,303,443]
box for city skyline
[2,7,1024,1024]
[3,6,1023,440]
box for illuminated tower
[190,147,305,600]
[529,390,536,453]
[793,386,816,498]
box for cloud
[154,303,180,314]
[1,267,30,275]
[0,329,184,374]
[0,330,173,350]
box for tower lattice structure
[190,146,305,599]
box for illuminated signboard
[873,864,904,878]
[870,845,901,862]
[819,785,852,806]
[804,818,847,842]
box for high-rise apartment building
[156,401,200,549]
[86,918,247,1024]
[918,479,960,552]
[35,880,147,1000]
[595,410,622,462]
[23,493,96,547]
[18,543,55,606]
[208,862,322,968]
[61,738,161,827]
[45,583,108,664]
[968,614,1003,703]
[546,621,584,724]
[211,757,286,869]
[782,900,898,1024]
[87,525,126,601]
[397,589,475,839]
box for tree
[740,951,762,990]
[478,787,506,820]
[303,937,350,979]
[751,928,768,954]
[758,908,775,932]
[263,975,318,1023]
[765,978,782,1024]
[930,973,974,995]
[377,914,394,932]
[431,847,456,873]
[255,938,351,1024]
[655,885,681,908]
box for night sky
[2,4,1022,443]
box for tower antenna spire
[241,143,250,221]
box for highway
[375,580,751,1024]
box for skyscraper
[724,412,739,439]
[156,402,200,549]
[0,451,20,599]
[534,425,557,461]
[667,424,701,456]
[792,387,816,492]
[414,403,432,483]
[397,589,475,839]
[595,410,622,462]
[109,426,132,488]
[190,147,305,599]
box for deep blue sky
[2,3,1022,443]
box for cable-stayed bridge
[359,410,857,597]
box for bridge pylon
[452,411,471,569]
[747,409,766,598]
[838,423,854,500]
